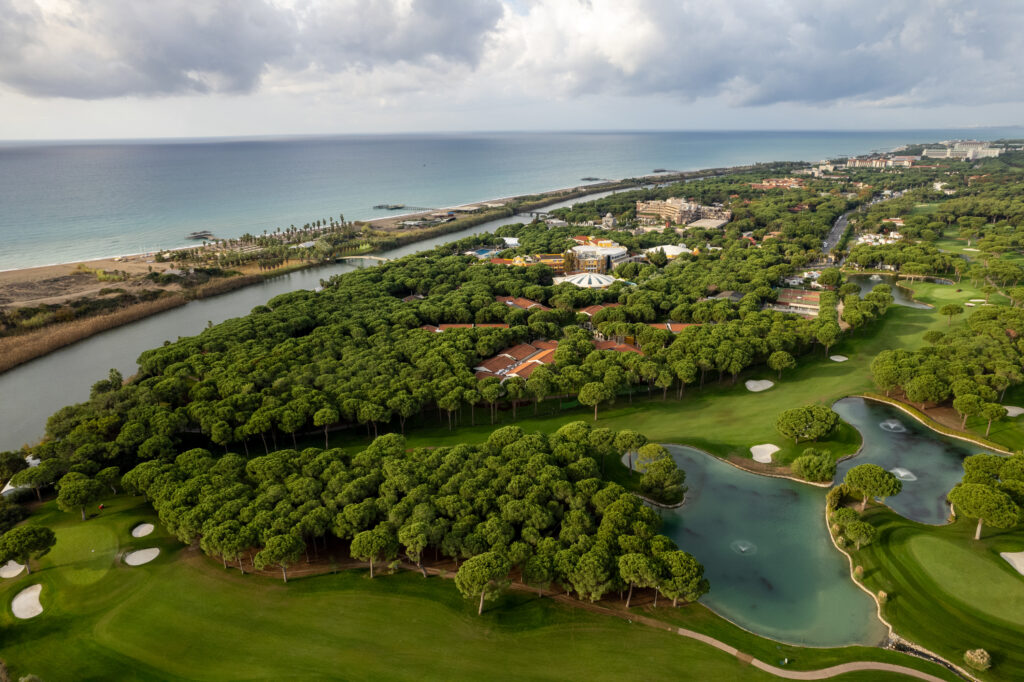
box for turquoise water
[658,445,885,646]
[833,397,994,525]
[3,129,1023,270]
[845,274,930,309]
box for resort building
[420,323,510,333]
[601,213,618,229]
[578,302,621,317]
[645,244,689,259]
[923,141,1002,160]
[635,198,732,225]
[496,296,550,311]
[556,272,617,288]
[570,237,630,273]
[749,178,805,190]
[647,322,701,333]
[766,289,821,317]
[474,340,559,381]
[685,218,730,230]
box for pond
[657,445,886,647]
[845,274,930,309]
[832,397,993,525]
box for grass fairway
[0,497,956,681]
[849,508,1024,681]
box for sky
[1,0,1023,140]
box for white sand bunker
[12,584,42,619]
[124,548,160,566]
[830,355,848,362]
[1,560,25,579]
[131,523,155,538]
[750,444,780,463]
[964,247,980,252]
[1001,551,1024,576]
[969,298,986,302]
[965,302,975,307]
[745,380,774,392]
[1004,406,1024,417]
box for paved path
[674,627,948,681]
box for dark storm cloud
[0,0,503,98]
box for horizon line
[1,124,1023,146]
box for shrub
[853,565,864,578]
[964,648,992,671]
[791,448,837,482]
[877,590,888,604]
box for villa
[496,295,550,311]
[636,198,732,225]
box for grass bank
[841,508,1024,682]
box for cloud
[492,0,1024,108]
[0,0,1022,110]
[0,0,503,98]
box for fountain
[730,539,758,555]
[869,274,882,281]
[879,419,907,433]
[890,467,918,482]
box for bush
[791,448,837,482]
[776,405,840,444]
[964,648,992,671]
[877,590,888,604]
[826,483,851,511]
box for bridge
[336,255,390,263]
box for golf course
[1,496,958,681]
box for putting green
[908,535,1024,627]
[46,521,118,586]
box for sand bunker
[830,355,848,362]
[131,523,155,538]
[124,548,160,566]
[745,380,774,392]
[12,584,42,619]
[0,560,25,579]
[1004,406,1024,418]
[969,298,986,302]
[750,444,779,463]
[1001,551,1024,576]
[964,247,980,252]
[965,302,975,307]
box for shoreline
[0,162,753,278]
[0,160,769,374]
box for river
[0,191,618,451]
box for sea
[1,128,1022,271]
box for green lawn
[0,497,955,681]
[847,508,1024,682]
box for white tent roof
[562,272,616,288]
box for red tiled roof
[579,303,621,316]
[593,340,643,355]
[501,343,539,361]
[508,362,540,379]
[475,356,518,373]
[648,322,701,333]
[438,323,474,330]
[420,325,440,332]
[496,295,550,311]
[532,339,558,350]
[475,370,496,381]
[474,323,510,329]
